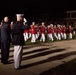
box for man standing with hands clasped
[12,14,30,70]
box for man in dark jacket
[0,25,1,49]
[12,14,30,70]
[1,16,11,64]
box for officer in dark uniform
[1,16,11,64]
[12,14,30,70]
[0,25,1,49]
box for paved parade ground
[0,40,76,75]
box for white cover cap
[16,14,24,17]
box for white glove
[24,18,27,23]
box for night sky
[0,0,76,22]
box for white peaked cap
[16,14,24,17]
[50,24,53,26]
[24,18,27,23]
[48,26,50,27]
[57,24,60,27]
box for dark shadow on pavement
[20,51,76,69]
[39,59,76,75]
[22,48,66,60]
[8,48,66,64]
[22,48,49,55]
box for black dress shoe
[14,68,19,70]
[14,65,23,70]
[1,61,3,63]
[1,60,5,63]
[3,61,11,65]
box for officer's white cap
[16,14,24,17]
[57,24,60,27]
[50,24,53,26]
